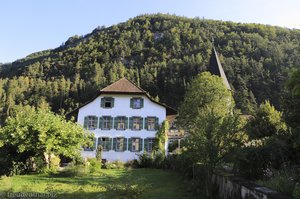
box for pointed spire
[208,46,231,90]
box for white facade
[77,94,167,162]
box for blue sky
[0,0,299,63]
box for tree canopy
[0,14,299,123]
[0,105,93,174]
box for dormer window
[130,97,144,109]
[101,97,114,108]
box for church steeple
[208,46,231,90]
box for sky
[0,0,300,63]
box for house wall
[77,94,166,162]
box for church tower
[208,46,231,90]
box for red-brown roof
[100,78,146,93]
[66,77,177,118]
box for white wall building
[74,78,177,162]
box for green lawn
[0,168,200,199]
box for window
[130,98,144,109]
[84,116,98,130]
[114,137,127,152]
[101,97,114,108]
[133,117,140,130]
[101,116,112,130]
[147,117,156,130]
[114,116,128,130]
[144,138,155,152]
[129,117,143,130]
[145,117,159,130]
[98,137,112,151]
[131,138,140,152]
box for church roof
[208,47,231,90]
[100,78,146,94]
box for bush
[137,152,153,168]
[293,185,300,199]
[257,168,297,196]
[136,150,166,169]
[88,158,101,173]
[103,161,124,169]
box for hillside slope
[0,14,299,120]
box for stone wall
[212,174,294,199]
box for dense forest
[0,14,300,121]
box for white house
[73,78,177,162]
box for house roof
[66,78,177,119]
[208,47,231,90]
[100,78,146,93]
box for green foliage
[257,168,298,196]
[283,68,300,165]
[155,120,169,152]
[0,14,298,122]
[57,164,88,177]
[103,161,125,169]
[96,145,103,162]
[246,100,287,139]
[178,72,244,167]
[178,72,245,198]
[236,101,290,179]
[87,158,102,173]
[136,150,166,168]
[0,105,93,174]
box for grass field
[0,168,200,199]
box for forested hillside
[0,14,300,121]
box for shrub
[88,158,101,173]
[103,161,124,169]
[137,152,153,168]
[257,168,297,196]
[96,145,103,161]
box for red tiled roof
[100,78,145,93]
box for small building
[73,78,177,162]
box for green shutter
[144,117,148,130]
[114,117,118,129]
[124,138,128,151]
[100,98,105,108]
[109,116,113,129]
[128,138,132,152]
[144,138,148,152]
[129,117,133,130]
[139,117,143,130]
[111,98,115,107]
[125,117,128,129]
[130,98,133,108]
[99,117,103,129]
[140,98,144,108]
[84,116,88,129]
[108,138,112,150]
[93,137,97,151]
[113,138,117,151]
[155,117,159,130]
[139,138,143,151]
[94,116,98,129]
